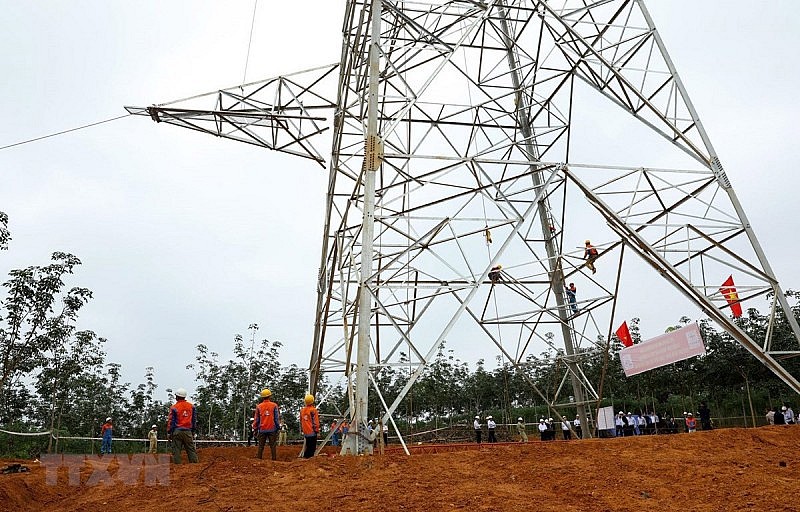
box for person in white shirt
[537,419,548,441]
[615,412,625,437]
[487,416,497,442]
[783,405,795,425]
[561,417,572,440]
[573,414,582,438]
[473,416,482,444]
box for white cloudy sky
[1,1,798,398]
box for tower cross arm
[124,63,340,167]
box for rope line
[0,428,50,437]
[0,114,132,152]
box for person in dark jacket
[698,402,712,430]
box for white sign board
[618,323,706,377]
[596,405,615,431]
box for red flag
[719,275,743,318]
[616,321,634,348]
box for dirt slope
[1,426,797,512]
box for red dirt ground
[1,426,797,511]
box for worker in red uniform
[253,388,280,460]
[300,394,320,459]
[685,412,697,433]
[167,388,198,463]
[584,240,599,274]
[100,417,113,454]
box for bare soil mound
[1,426,797,511]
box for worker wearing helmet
[277,417,288,446]
[564,282,578,314]
[615,411,626,437]
[685,412,697,433]
[168,388,198,463]
[561,416,572,440]
[473,415,482,444]
[583,240,599,274]
[488,264,503,284]
[783,404,795,425]
[486,416,497,443]
[516,417,528,443]
[537,419,548,441]
[100,417,113,455]
[148,424,158,454]
[573,414,582,439]
[253,388,280,460]
[300,394,320,458]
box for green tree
[0,252,92,422]
[0,211,10,251]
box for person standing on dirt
[516,417,528,442]
[615,412,625,437]
[486,416,497,442]
[573,414,582,439]
[473,416,482,444]
[538,419,548,441]
[561,417,572,440]
[277,417,288,446]
[167,388,199,464]
[783,404,795,425]
[253,388,280,460]
[300,394,320,459]
[100,417,113,455]
[765,407,775,425]
[148,424,158,454]
[685,413,697,433]
[698,402,712,430]
[331,419,340,446]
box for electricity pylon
[128,0,800,455]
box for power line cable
[242,0,259,85]
[0,113,132,152]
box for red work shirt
[253,399,280,433]
[168,398,196,433]
[300,405,320,437]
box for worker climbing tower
[128,0,800,454]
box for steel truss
[129,0,800,455]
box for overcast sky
[1,1,798,400]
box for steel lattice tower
[128,0,800,455]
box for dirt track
[1,426,797,511]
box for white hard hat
[782,406,788,411]
[548,417,553,421]
[487,415,492,419]
[518,417,523,422]
[475,415,479,419]
[151,425,157,429]
[105,417,112,422]
[175,388,188,398]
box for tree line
[1,211,799,454]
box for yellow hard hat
[304,394,315,405]
[260,388,272,398]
